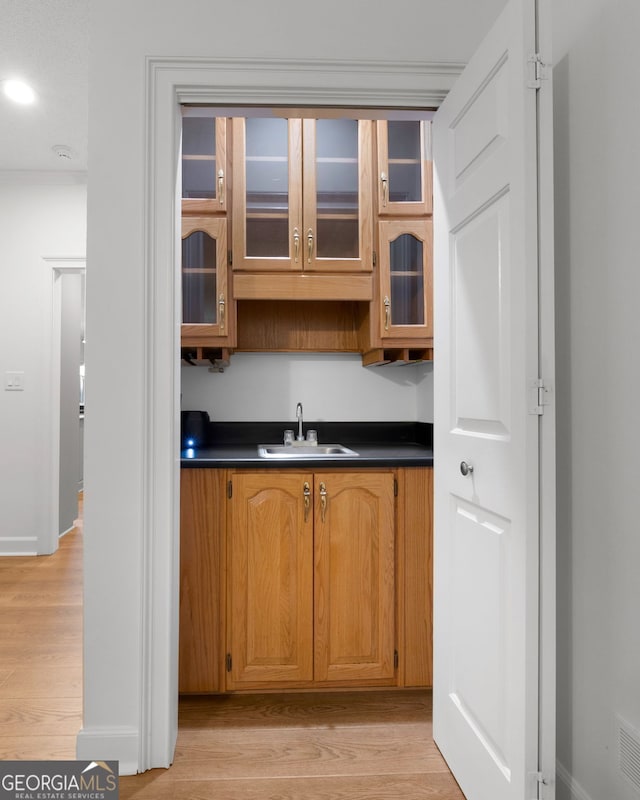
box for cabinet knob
[460,461,474,477]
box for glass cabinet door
[378,219,433,340]
[302,118,372,272]
[181,216,230,342]
[232,117,303,271]
[181,109,227,214]
[376,120,432,216]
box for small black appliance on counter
[181,410,210,449]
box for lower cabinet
[179,466,432,693]
[227,471,395,690]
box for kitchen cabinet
[181,109,227,215]
[376,120,432,217]
[179,465,433,693]
[231,116,373,281]
[181,215,235,346]
[226,470,395,690]
[370,218,433,347]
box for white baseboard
[557,760,595,800]
[76,726,140,776]
[0,537,38,556]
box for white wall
[83,0,507,774]
[0,175,86,555]
[553,1,640,798]
[181,354,433,422]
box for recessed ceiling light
[2,79,36,105]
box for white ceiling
[0,0,508,176]
[0,0,88,173]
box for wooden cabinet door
[179,469,226,693]
[181,111,227,215]
[227,472,313,688]
[232,117,303,272]
[376,120,432,217]
[377,218,433,342]
[302,118,373,273]
[313,472,396,683]
[181,215,234,346]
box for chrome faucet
[296,402,304,441]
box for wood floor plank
[119,772,465,800]
[179,689,432,729]
[169,723,448,780]
[0,735,79,761]
[0,697,82,736]
[0,665,82,698]
[0,648,82,669]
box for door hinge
[393,477,398,497]
[530,771,550,799]
[226,653,232,672]
[227,479,233,498]
[394,649,399,669]
[528,378,549,415]
[527,53,548,89]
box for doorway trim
[41,256,86,556]
[141,56,463,772]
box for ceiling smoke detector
[52,145,74,160]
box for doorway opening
[42,257,86,555]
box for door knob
[460,461,474,477]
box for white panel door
[432,1,547,798]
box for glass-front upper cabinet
[376,120,432,217]
[232,116,303,271]
[181,108,227,214]
[232,115,372,272]
[181,216,232,344]
[377,219,433,341]
[301,117,372,272]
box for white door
[432,0,553,798]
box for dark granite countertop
[181,421,433,469]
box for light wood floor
[0,501,83,760]
[119,691,466,800]
[0,497,465,799]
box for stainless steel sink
[258,444,359,459]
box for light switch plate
[5,371,25,391]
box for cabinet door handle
[218,169,225,205]
[319,481,327,522]
[383,295,391,331]
[218,293,225,331]
[303,481,311,522]
[381,172,388,207]
[307,228,314,264]
[293,227,300,263]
